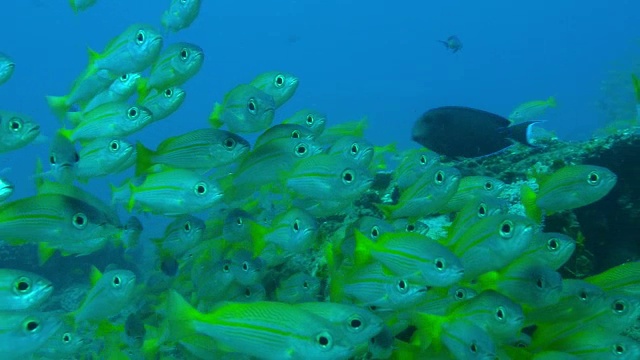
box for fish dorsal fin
[90,266,103,286]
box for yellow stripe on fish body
[165,291,355,359]
[354,230,463,287]
[521,165,617,223]
[584,261,640,295]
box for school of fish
[0,1,638,359]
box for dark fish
[411,106,538,158]
[438,35,463,53]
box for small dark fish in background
[411,106,539,158]
[438,35,463,53]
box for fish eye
[350,143,359,155]
[454,288,466,300]
[9,118,22,131]
[302,280,310,289]
[14,277,31,293]
[469,342,478,353]
[180,48,189,60]
[49,154,57,164]
[477,203,488,218]
[434,258,446,271]
[370,225,380,239]
[291,130,301,139]
[235,217,244,226]
[293,219,300,232]
[406,223,415,232]
[223,137,236,149]
[183,221,192,232]
[419,155,428,164]
[127,107,139,119]
[535,276,544,289]
[112,275,122,288]
[495,306,506,321]
[244,287,252,297]
[274,74,285,88]
[546,238,559,251]
[242,261,249,272]
[247,99,257,114]
[612,299,627,314]
[484,181,493,190]
[23,319,40,333]
[194,182,207,196]
[316,332,332,349]
[62,332,72,343]
[434,170,445,184]
[613,344,626,355]
[135,30,145,45]
[294,143,308,157]
[342,169,355,184]
[499,220,514,238]
[305,114,314,125]
[120,74,129,81]
[164,88,173,97]
[587,171,600,185]
[72,213,88,229]
[109,140,120,152]
[396,279,409,293]
[348,315,363,331]
[222,263,231,272]
[578,290,588,301]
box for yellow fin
[632,74,640,103]
[45,95,70,120]
[136,78,150,103]
[208,103,224,128]
[38,243,56,265]
[520,183,542,223]
[353,229,375,265]
[134,142,154,176]
[90,266,103,286]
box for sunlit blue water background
[1,0,639,238]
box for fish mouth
[0,184,14,192]
[27,124,41,134]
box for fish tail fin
[632,74,640,103]
[85,48,102,76]
[57,128,74,142]
[521,183,542,223]
[164,290,198,340]
[38,242,56,265]
[547,96,557,107]
[69,0,78,13]
[67,111,83,126]
[134,142,154,176]
[46,95,70,120]
[328,262,346,302]
[375,202,395,220]
[509,120,541,147]
[136,78,150,103]
[353,229,374,265]
[208,103,224,128]
[126,183,136,212]
[249,222,269,257]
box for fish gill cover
[0,1,639,359]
